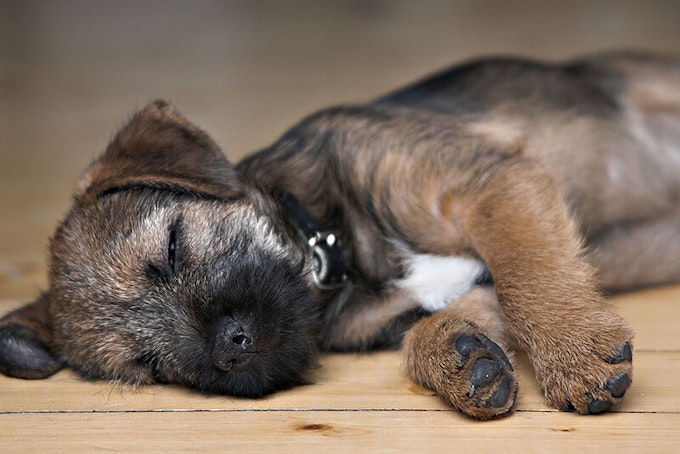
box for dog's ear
[77,100,244,201]
[0,293,65,379]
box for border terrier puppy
[1,52,679,420]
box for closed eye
[168,226,177,272]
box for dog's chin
[178,344,319,398]
[168,317,321,398]
[210,364,312,398]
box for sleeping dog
[1,51,679,419]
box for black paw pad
[452,334,516,412]
[470,358,502,389]
[453,333,513,371]
[570,373,630,414]
[468,358,503,398]
[605,373,629,398]
[470,358,503,386]
[454,335,483,359]
[479,335,513,371]
[587,399,612,414]
[606,342,632,364]
[487,376,512,408]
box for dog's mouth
[184,339,317,398]
[211,350,264,373]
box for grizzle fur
[1,51,679,420]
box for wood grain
[3,412,680,453]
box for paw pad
[470,358,502,389]
[606,342,632,364]
[605,373,629,398]
[587,398,612,414]
[487,376,512,408]
[454,333,513,371]
[454,334,482,359]
[560,342,633,415]
[451,333,517,415]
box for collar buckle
[277,190,348,290]
[308,231,347,289]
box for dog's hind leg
[584,54,680,291]
[402,287,518,420]
[579,52,680,291]
[590,207,680,291]
[320,285,425,351]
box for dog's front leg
[462,162,634,415]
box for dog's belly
[395,253,486,312]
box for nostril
[232,333,252,348]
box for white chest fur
[396,253,486,312]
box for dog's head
[0,101,320,397]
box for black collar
[277,191,348,289]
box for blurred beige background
[2,0,680,299]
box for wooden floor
[1,1,680,452]
[2,286,680,452]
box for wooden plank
[2,411,679,453]
[1,350,678,414]
[615,285,680,351]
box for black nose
[211,317,255,372]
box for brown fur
[1,51,679,420]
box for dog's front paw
[540,339,633,415]
[404,316,519,420]
[451,333,518,417]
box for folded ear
[0,292,65,379]
[77,100,244,202]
